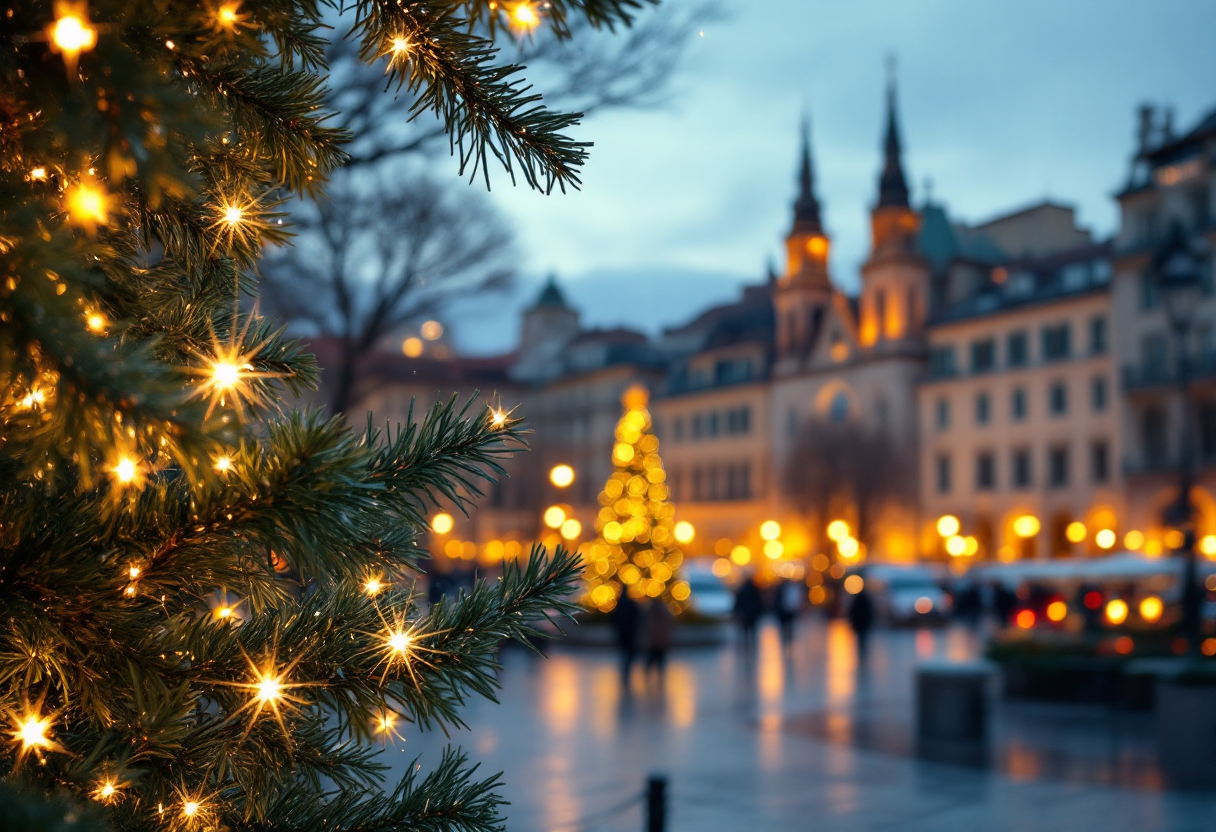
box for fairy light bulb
[214,455,232,473]
[29,167,48,181]
[183,801,200,817]
[364,578,383,595]
[114,457,138,484]
[211,361,242,390]
[18,716,52,752]
[128,565,140,579]
[222,205,243,225]
[96,780,117,801]
[215,606,233,619]
[508,2,540,33]
[491,409,507,428]
[375,711,396,734]
[255,676,281,703]
[65,180,111,230]
[390,36,411,57]
[216,1,241,30]
[86,312,106,333]
[51,6,98,56]
[387,631,410,654]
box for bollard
[645,775,667,832]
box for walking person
[734,574,763,654]
[847,583,875,661]
[776,578,802,645]
[610,590,642,688]
[642,599,675,682]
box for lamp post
[1155,221,1205,651]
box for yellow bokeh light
[1013,515,1040,538]
[420,320,444,341]
[711,558,731,577]
[826,519,850,541]
[843,575,864,595]
[549,464,575,488]
[1105,598,1128,626]
[964,536,979,556]
[113,456,139,485]
[673,520,695,545]
[730,545,751,565]
[763,540,784,559]
[837,537,860,559]
[1164,529,1186,550]
[216,1,243,30]
[1139,596,1164,623]
[543,505,566,529]
[66,181,110,230]
[807,235,829,258]
[935,515,960,538]
[363,578,383,596]
[1199,534,1216,558]
[670,581,691,602]
[214,455,232,473]
[560,518,582,540]
[1095,529,1117,550]
[759,520,781,541]
[1046,600,1067,622]
[402,337,423,357]
[1065,521,1087,543]
[508,1,541,33]
[86,312,106,333]
[1125,530,1145,551]
[613,443,635,464]
[431,512,454,535]
[945,535,967,557]
[17,715,53,752]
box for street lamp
[1155,220,1205,652]
[549,464,575,488]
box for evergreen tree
[0,1,652,828]
[584,386,688,613]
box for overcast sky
[445,0,1216,355]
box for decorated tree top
[584,385,688,612]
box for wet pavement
[384,619,1216,831]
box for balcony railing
[1122,355,1216,391]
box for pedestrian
[776,578,802,645]
[643,600,675,680]
[734,574,763,653]
[847,583,875,660]
[610,590,642,687]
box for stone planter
[1156,677,1216,790]
[916,660,993,766]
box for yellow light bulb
[935,515,960,538]
[183,801,200,817]
[490,409,507,428]
[549,464,575,488]
[51,11,98,55]
[543,505,566,529]
[826,519,850,541]
[86,312,106,333]
[375,711,396,733]
[19,715,51,751]
[364,578,383,595]
[114,457,138,484]
[96,781,117,801]
[759,520,781,541]
[216,1,241,30]
[29,167,48,181]
[431,512,454,535]
[508,1,540,32]
[128,565,140,579]
[216,606,233,619]
[214,455,232,473]
[673,520,695,545]
[255,677,281,703]
[387,632,410,654]
[210,361,242,390]
[390,36,411,55]
[223,205,243,225]
[65,181,111,230]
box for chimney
[1162,105,1175,143]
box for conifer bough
[0,0,654,827]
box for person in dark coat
[734,575,763,653]
[847,585,875,659]
[610,591,642,686]
[775,578,802,645]
[642,600,675,680]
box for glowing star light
[111,455,146,489]
[65,179,112,232]
[214,455,232,473]
[7,700,63,764]
[507,1,541,34]
[211,645,309,743]
[364,577,384,596]
[85,311,107,333]
[48,3,98,74]
[93,779,122,803]
[189,315,283,420]
[209,197,260,252]
[212,1,247,33]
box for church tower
[859,72,929,349]
[775,119,834,366]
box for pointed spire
[877,57,910,209]
[792,115,823,235]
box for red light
[1114,636,1134,655]
[1083,591,1103,610]
[1015,609,1036,629]
[1171,637,1190,655]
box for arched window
[829,391,849,423]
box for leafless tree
[784,420,915,548]
[260,176,514,414]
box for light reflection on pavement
[382,618,1216,831]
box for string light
[28,167,48,181]
[214,455,232,473]
[7,702,62,763]
[189,316,282,420]
[112,456,142,486]
[490,409,507,428]
[374,710,397,735]
[85,311,106,333]
[93,779,121,803]
[65,179,112,232]
[364,577,384,596]
[183,801,201,817]
[20,389,46,409]
[128,565,141,579]
[211,647,309,741]
[215,606,233,620]
[48,2,98,74]
[506,1,541,34]
[213,1,246,33]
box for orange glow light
[1046,600,1067,622]
[1015,609,1036,629]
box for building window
[787,408,800,439]
[1091,376,1108,412]
[1049,381,1068,416]
[829,392,849,423]
[975,392,990,426]
[1143,332,1169,381]
[936,397,950,430]
[1011,387,1027,421]
[1191,185,1212,229]
[936,454,951,495]
[672,417,684,443]
[1012,449,1032,488]
[1143,407,1168,465]
[691,466,704,500]
[976,452,995,491]
[1199,404,1216,460]
[971,338,996,373]
[1140,269,1160,310]
[691,414,703,440]
[707,411,721,437]
[1041,324,1071,361]
[929,345,957,378]
[876,289,886,338]
[1091,440,1110,483]
[1007,331,1028,367]
[727,406,752,435]
[1090,316,1107,355]
[1048,445,1069,488]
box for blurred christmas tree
[0,0,657,828]
[584,386,688,613]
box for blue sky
[445,0,1216,355]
